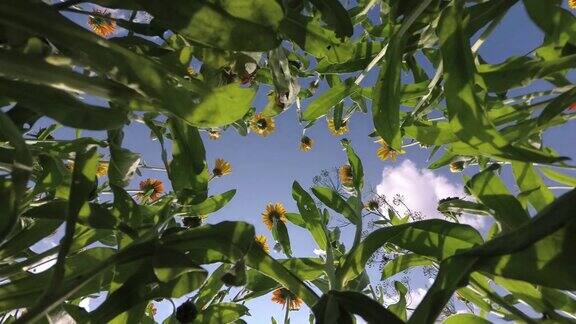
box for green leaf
[0,78,129,130]
[388,281,408,321]
[466,164,530,229]
[108,130,141,187]
[437,3,566,164]
[308,0,353,39]
[443,314,491,324]
[312,187,358,224]
[302,80,359,121]
[313,290,403,324]
[153,248,205,283]
[511,162,555,212]
[182,190,237,216]
[410,189,576,323]
[0,110,32,243]
[537,87,576,126]
[540,167,576,187]
[338,220,483,286]
[523,0,576,47]
[139,0,283,51]
[169,119,208,204]
[0,219,61,261]
[196,264,231,309]
[272,220,292,257]
[381,254,434,280]
[292,182,328,250]
[193,303,249,324]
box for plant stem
[283,301,290,324]
[352,190,363,249]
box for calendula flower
[365,199,380,212]
[88,9,116,38]
[376,139,401,161]
[138,178,164,202]
[208,129,221,140]
[271,288,303,310]
[261,203,287,230]
[569,0,576,9]
[250,113,275,137]
[212,158,232,177]
[327,119,349,136]
[449,161,465,173]
[145,303,157,317]
[299,136,314,152]
[96,161,109,177]
[254,234,270,253]
[338,165,354,187]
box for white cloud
[376,160,486,229]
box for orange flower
[569,0,576,9]
[138,178,164,202]
[261,203,287,230]
[299,136,314,152]
[88,9,116,38]
[338,165,354,187]
[271,288,303,310]
[568,102,576,111]
[254,234,270,253]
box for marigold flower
[254,234,270,253]
[88,9,116,38]
[261,203,287,230]
[138,178,164,202]
[327,119,349,136]
[212,158,232,177]
[271,288,303,310]
[569,0,576,9]
[376,139,401,161]
[250,113,275,137]
[338,165,354,187]
[208,129,221,140]
[299,136,314,152]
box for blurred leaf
[309,0,353,39]
[108,130,141,187]
[443,314,491,324]
[192,303,249,324]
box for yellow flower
[299,136,314,152]
[138,178,164,202]
[250,113,275,137]
[376,139,401,161]
[96,161,109,177]
[338,165,354,187]
[271,288,303,310]
[327,119,349,136]
[88,9,116,38]
[187,66,197,77]
[449,161,464,173]
[569,0,576,9]
[208,130,221,140]
[261,203,287,230]
[365,199,380,212]
[145,303,157,317]
[212,158,232,177]
[254,234,270,253]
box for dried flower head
[96,161,109,177]
[88,9,116,38]
[254,234,270,253]
[299,136,314,152]
[261,203,287,230]
[212,158,232,177]
[338,165,354,187]
[138,178,164,202]
[208,129,221,140]
[449,161,465,173]
[327,119,349,136]
[365,199,381,212]
[250,113,275,137]
[271,288,303,310]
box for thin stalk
[470,277,537,324]
[283,300,290,324]
[352,190,363,249]
[471,11,506,54]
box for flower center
[256,119,268,129]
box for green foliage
[0,0,575,323]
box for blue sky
[38,1,576,323]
